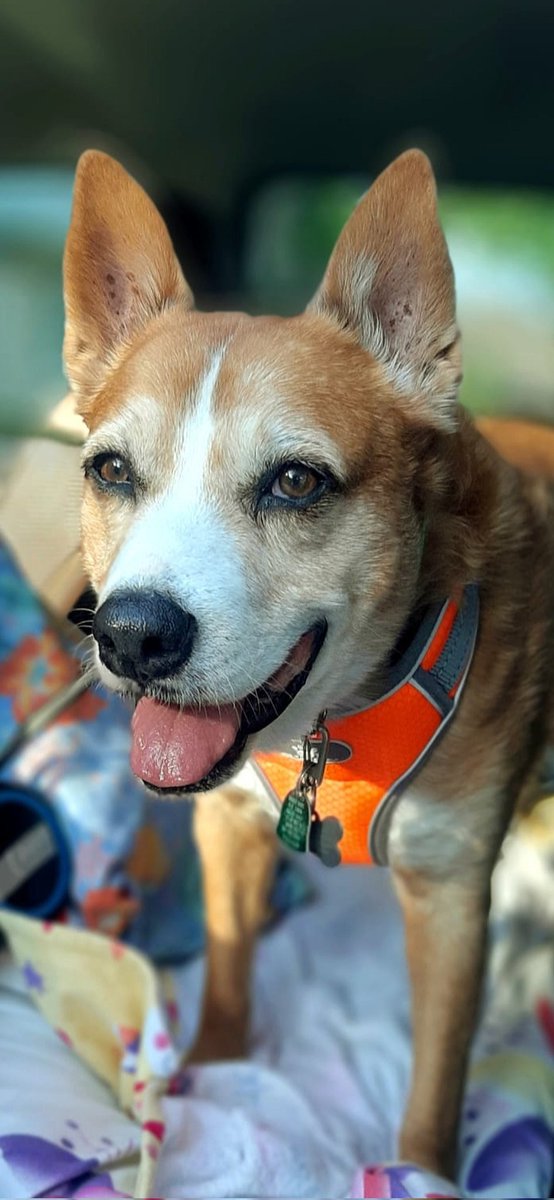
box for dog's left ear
[309,150,461,427]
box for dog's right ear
[63,151,193,418]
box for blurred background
[0,0,553,587]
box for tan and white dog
[63,148,554,1181]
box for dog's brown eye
[98,456,131,485]
[86,451,135,495]
[253,458,334,516]
[272,464,321,500]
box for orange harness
[253,586,479,866]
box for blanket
[1,848,554,1198]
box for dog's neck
[336,409,550,720]
[414,411,500,601]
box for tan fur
[188,786,278,1063]
[64,148,554,1183]
[63,150,193,412]
[476,415,554,480]
[310,149,462,421]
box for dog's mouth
[129,621,327,793]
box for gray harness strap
[369,583,480,864]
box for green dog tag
[277,788,311,853]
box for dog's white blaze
[173,349,225,500]
[101,348,240,607]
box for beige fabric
[0,434,83,603]
[45,392,87,444]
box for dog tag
[309,813,343,868]
[277,788,311,853]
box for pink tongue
[131,697,241,788]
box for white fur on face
[91,352,317,722]
[88,343,410,751]
[98,350,253,697]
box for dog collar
[252,584,479,866]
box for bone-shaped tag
[309,814,343,867]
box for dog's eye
[86,452,135,494]
[99,456,130,485]
[250,458,337,517]
[271,463,323,502]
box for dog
[62,147,554,1181]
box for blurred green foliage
[245,178,554,419]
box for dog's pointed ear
[63,151,193,416]
[309,150,461,426]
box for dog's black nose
[93,590,197,685]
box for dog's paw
[350,1163,460,1198]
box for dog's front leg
[391,865,490,1180]
[186,784,278,1065]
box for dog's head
[63,149,461,791]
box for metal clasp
[277,711,335,860]
[300,711,330,792]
